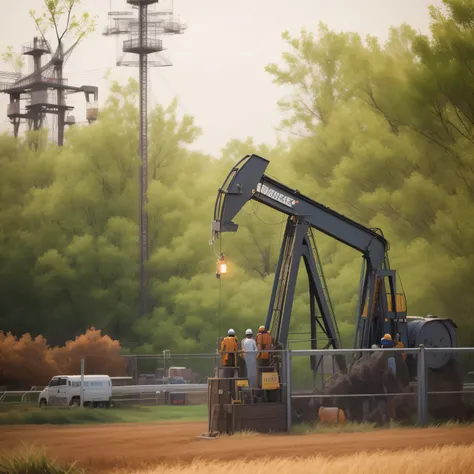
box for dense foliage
[0,328,126,389]
[1,0,473,362]
[265,0,474,346]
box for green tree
[2,0,474,359]
[1,46,24,73]
[265,0,474,344]
[29,0,96,48]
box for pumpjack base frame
[195,433,218,440]
[206,402,287,436]
[206,376,287,436]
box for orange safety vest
[220,336,239,366]
[256,332,273,360]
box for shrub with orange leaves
[0,332,60,389]
[0,328,127,389]
[52,327,127,378]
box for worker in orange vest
[256,325,273,367]
[220,329,239,367]
[394,333,407,361]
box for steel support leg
[285,350,292,432]
[417,345,428,425]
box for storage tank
[86,101,98,122]
[7,102,20,117]
[407,316,457,370]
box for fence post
[80,358,85,408]
[417,345,428,426]
[285,350,292,432]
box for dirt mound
[427,360,468,421]
[307,351,414,424]
[1,423,474,472]
[296,351,468,424]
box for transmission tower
[103,0,187,316]
[0,37,98,146]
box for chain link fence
[288,346,474,428]
[1,346,473,428]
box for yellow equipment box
[261,371,280,390]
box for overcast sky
[0,0,441,156]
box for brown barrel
[318,406,346,424]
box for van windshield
[49,378,60,387]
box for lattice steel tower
[0,37,98,145]
[103,0,187,316]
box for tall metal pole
[104,0,187,316]
[285,350,292,432]
[80,358,85,408]
[139,2,149,316]
[417,345,428,426]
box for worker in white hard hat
[220,329,239,368]
[241,329,258,389]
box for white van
[38,375,112,408]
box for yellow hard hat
[259,325,265,332]
[382,333,392,341]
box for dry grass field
[125,444,474,474]
[2,422,474,472]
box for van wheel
[70,398,80,408]
[39,399,47,409]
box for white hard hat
[245,329,253,335]
[228,328,235,335]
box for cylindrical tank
[7,102,20,117]
[407,318,457,370]
[31,90,48,105]
[217,367,237,378]
[318,406,346,424]
[86,101,99,122]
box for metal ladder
[308,228,342,347]
[269,227,297,344]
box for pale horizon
[0,0,440,156]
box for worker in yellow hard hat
[256,325,273,367]
[380,333,396,374]
[380,333,396,421]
